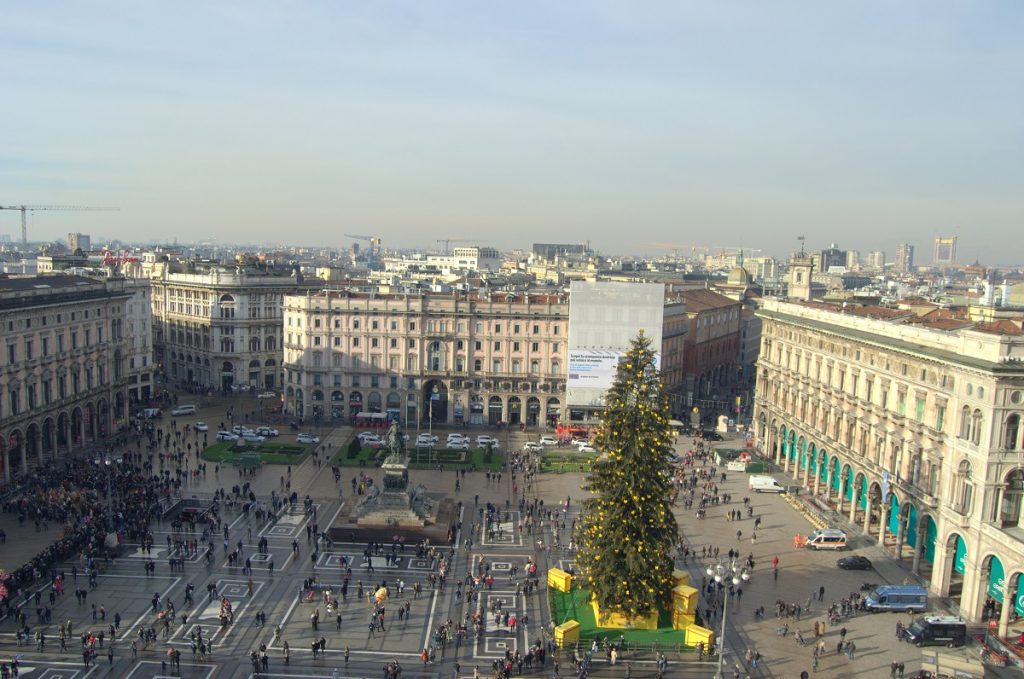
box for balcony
[894,478,939,509]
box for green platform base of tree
[549,587,686,646]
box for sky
[2,2,1022,264]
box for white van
[137,408,162,419]
[748,475,786,493]
[805,528,848,551]
[171,404,196,416]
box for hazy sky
[3,2,1022,263]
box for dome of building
[727,266,752,286]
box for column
[911,538,923,575]
[783,442,791,474]
[894,513,906,561]
[822,466,831,503]
[998,579,1017,639]
[812,461,821,498]
[2,449,8,484]
[19,446,27,477]
[849,485,857,524]
[35,429,43,464]
[862,496,871,534]
[878,502,889,547]
[65,419,73,456]
[79,415,86,449]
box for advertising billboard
[568,350,623,390]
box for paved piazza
[0,395,1001,678]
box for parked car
[231,425,254,436]
[255,426,278,437]
[416,434,438,447]
[362,436,383,446]
[700,430,724,441]
[358,431,378,442]
[837,555,873,570]
[446,440,470,450]
[296,433,320,444]
[539,436,557,446]
[216,431,239,442]
[447,435,469,445]
[522,442,542,452]
[571,437,590,447]
[241,432,266,444]
[193,422,209,432]
[578,444,597,453]
[257,391,277,399]
[476,435,500,447]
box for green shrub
[347,438,361,459]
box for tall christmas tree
[576,332,679,620]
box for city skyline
[3,2,1022,263]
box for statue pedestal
[328,444,456,543]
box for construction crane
[0,205,119,245]
[436,238,475,254]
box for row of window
[3,366,109,418]
[294,350,563,376]
[6,320,123,366]
[294,333,563,355]
[292,314,564,338]
[5,306,108,333]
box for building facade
[150,268,322,392]
[933,237,957,267]
[895,243,914,273]
[68,232,91,252]
[753,298,1024,632]
[672,289,742,412]
[0,275,132,482]
[123,278,155,404]
[282,291,569,427]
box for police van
[902,615,966,647]
[864,585,928,613]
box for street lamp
[706,560,751,679]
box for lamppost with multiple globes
[706,560,751,679]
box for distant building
[37,253,89,273]
[933,237,957,267]
[742,257,779,282]
[68,233,91,252]
[150,268,322,391]
[532,243,589,260]
[819,243,847,273]
[845,250,860,270]
[895,243,915,273]
[866,251,886,270]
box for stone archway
[978,553,1006,623]
[507,396,522,425]
[938,532,968,605]
[71,407,83,446]
[527,397,541,427]
[423,380,448,424]
[42,417,55,458]
[6,429,24,481]
[996,569,1024,638]
[488,396,504,426]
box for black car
[837,556,873,570]
[700,430,724,441]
